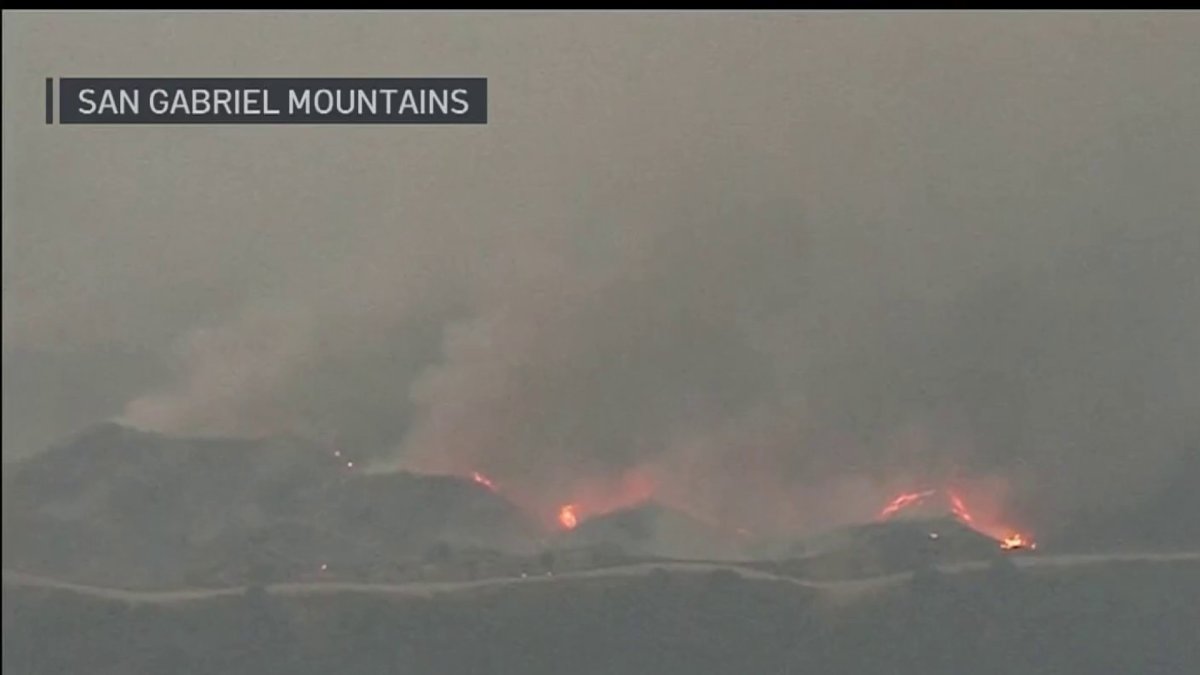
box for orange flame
[472,471,497,492]
[878,488,1037,552]
[878,490,935,519]
[558,504,579,530]
[1000,532,1036,551]
[947,491,975,524]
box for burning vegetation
[557,504,579,530]
[1000,532,1035,551]
[878,488,1037,552]
[878,490,936,520]
[457,464,1036,556]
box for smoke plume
[5,13,1198,539]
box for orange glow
[1000,532,1036,551]
[878,490,935,520]
[542,468,659,530]
[947,491,975,524]
[471,471,497,492]
[558,504,579,530]
[879,488,1038,552]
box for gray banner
[57,78,487,124]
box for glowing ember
[878,490,935,519]
[558,504,579,530]
[472,471,497,492]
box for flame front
[558,504,579,530]
[878,488,1037,552]
[878,490,935,519]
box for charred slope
[2,424,540,587]
[773,516,1005,580]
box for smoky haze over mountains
[3,14,1200,541]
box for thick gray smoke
[5,13,1199,537]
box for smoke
[122,170,1199,538]
[6,14,1200,539]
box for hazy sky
[4,12,1198,535]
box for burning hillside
[457,465,752,558]
[877,488,1036,552]
[452,462,1039,561]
